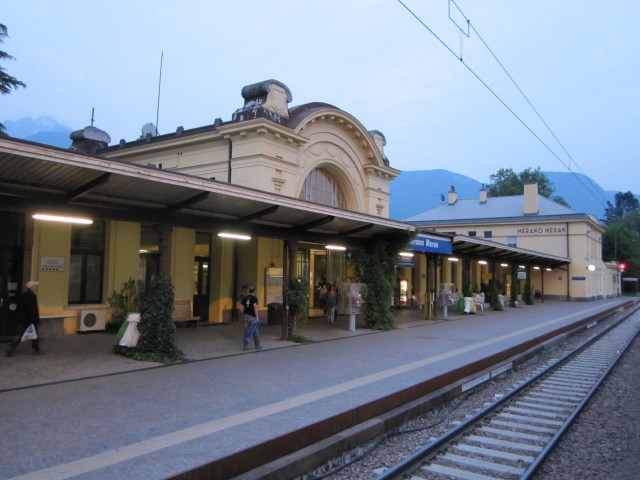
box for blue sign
[409,234,452,254]
[572,276,586,281]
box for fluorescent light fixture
[447,257,459,262]
[325,245,346,251]
[533,266,541,270]
[546,267,553,271]
[478,260,488,265]
[399,252,414,257]
[501,263,509,267]
[218,232,251,240]
[33,213,93,225]
[518,265,526,269]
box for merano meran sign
[516,226,567,235]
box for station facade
[404,183,619,302]
[0,80,616,339]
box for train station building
[404,183,620,303]
[0,79,618,337]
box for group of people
[6,280,43,357]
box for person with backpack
[240,286,262,351]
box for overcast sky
[3,1,639,195]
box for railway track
[374,305,640,480]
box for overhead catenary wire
[396,0,609,209]
[462,6,609,207]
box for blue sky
[2,1,639,194]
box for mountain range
[3,116,73,148]
[3,116,631,223]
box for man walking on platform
[6,281,43,356]
[240,286,262,351]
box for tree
[602,224,640,280]
[602,192,640,281]
[487,167,569,206]
[604,191,640,225]
[1,24,26,134]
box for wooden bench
[172,300,200,328]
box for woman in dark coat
[6,281,42,356]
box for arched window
[299,168,345,208]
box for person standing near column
[6,281,42,356]
[325,284,337,324]
[240,286,262,351]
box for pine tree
[1,24,26,134]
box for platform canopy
[451,234,569,268]
[0,137,414,246]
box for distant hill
[3,116,72,148]
[389,170,483,220]
[390,169,623,222]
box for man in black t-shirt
[240,286,262,351]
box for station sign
[409,234,452,254]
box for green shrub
[489,282,503,311]
[285,276,309,340]
[107,278,145,331]
[510,279,520,308]
[524,282,534,305]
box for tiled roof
[405,195,581,223]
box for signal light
[618,263,627,271]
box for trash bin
[267,302,283,325]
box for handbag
[21,324,38,341]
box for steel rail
[375,303,640,480]
[520,305,640,479]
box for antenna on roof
[155,51,163,136]
[90,107,95,126]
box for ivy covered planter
[350,231,416,330]
[113,273,184,364]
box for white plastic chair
[474,293,485,311]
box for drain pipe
[227,138,233,183]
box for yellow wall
[32,221,71,313]
[210,236,234,322]
[106,221,140,297]
[171,227,195,301]
[425,217,610,300]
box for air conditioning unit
[78,310,106,332]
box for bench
[172,300,200,328]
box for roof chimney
[448,185,458,205]
[524,182,539,214]
[69,125,111,154]
[232,79,292,124]
[479,184,487,203]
